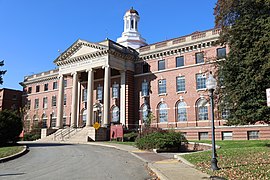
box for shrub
[0,110,23,145]
[135,130,187,150]
[23,133,41,141]
[124,132,138,142]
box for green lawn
[182,140,270,179]
[106,141,135,146]
[0,145,24,158]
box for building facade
[0,88,22,112]
[21,8,270,140]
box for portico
[54,39,137,130]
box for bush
[23,133,41,141]
[135,130,187,150]
[124,132,138,142]
[0,110,23,145]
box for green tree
[0,110,23,145]
[214,0,270,124]
[0,60,6,84]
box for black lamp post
[206,72,220,171]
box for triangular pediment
[54,39,108,64]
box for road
[0,142,152,180]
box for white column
[103,65,110,127]
[56,75,64,128]
[76,81,81,127]
[86,68,94,127]
[120,71,126,125]
[71,72,78,128]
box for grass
[182,140,270,179]
[106,140,136,146]
[0,145,24,158]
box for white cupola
[117,7,147,49]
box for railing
[53,127,81,141]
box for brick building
[0,88,22,112]
[21,8,270,140]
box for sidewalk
[87,142,210,180]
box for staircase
[38,127,108,143]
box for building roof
[126,7,139,16]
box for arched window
[131,19,134,29]
[158,103,168,122]
[196,98,208,120]
[41,114,47,128]
[177,101,187,121]
[51,113,56,128]
[112,106,120,123]
[33,115,39,128]
[141,104,148,123]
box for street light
[206,72,220,171]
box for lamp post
[206,72,220,171]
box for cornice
[23,72,59,85]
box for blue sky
[0,0,217,90]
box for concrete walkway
[87,142,210,180]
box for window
[52,96,57,107]
[34,99,39,109]
[43,97,48,109]
[28,87,32,94]
[63,113,67,126]
[33,115,39,128]
[222,131,232,140]
[196,74,206,90]
[222,109,230,119]
[42,114,47,128]
[176,56,184,67]
[44,83,49,91]
[51,113,56,128]
[64,94,67,106]
[53,82,58,90]
[64,80,67,88]
[82,110,87,126]
[143,63,150,73]
[83,89,87,102]
[112,106,120,123]
[199,132,208,140]
[141,104,148,123]
[196,98,208,120]
[217,47,226,59]
[248,131,259,140]
[131,19,134,29]
[97,85,103,101]
[158,60,165,71]
[26,100,31,110]
[36,85,40,93]
[176,76,185,92]
[177,101,187,121]
[158,103,168,123]
[142,81,149,97]
[158,79,166,94]
[112,84,119,98]
[195,52,204,64]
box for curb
[0,145,29,163]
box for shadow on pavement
[19,142,74,148]
[0,173,26,177]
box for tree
[214,0,270,124]
[0,110,23,145]
[0,60,6,84]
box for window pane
[198,106,208,120]
[64,80,67,87]
[36,85,40,93]
[142,105,148,122]
[176,56,184,67]
[177,102,187,121]
[52,96,56,107]
[248,131,259,140]
[53,82,58,89]
[43,97,48,109]
[158,79,166,94]
[217,47,226,59]
[199,132,208,140]
[142,81,149,96]
[44,83,48,91]
[64,94,67,105]
[176,76,185,92]
[34,99,39,109]
[196,52,204,64]
[196,74,206,89]
[159,103,168,122]
[97,86,103,101]
[112,84,119,98]
[83,89,87,102]
[158,60,165,70]
[112,106,120,122]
